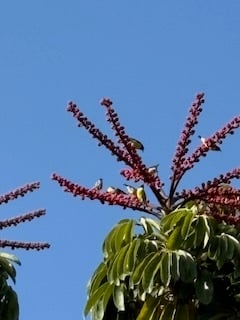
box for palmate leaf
[208,233,240,270]
[161,208,194,233]
[162,208,196,250]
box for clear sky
[1,1,240,319]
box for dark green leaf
[132,252,156,285]
[194,270,213,304]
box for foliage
[53,93,240,319]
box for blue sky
[0,1,240,319]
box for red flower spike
[0,209,46,230]
[0,182,40,205]
[52,173,162,218]
[0,240,50,251]
[177,115,240,181]
[58,94,240,222]
[169,93,205,197]
[0,182,50,251]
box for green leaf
[132,252,156,285]
[142,252,162,293]
[102,220,135,259]
[193,215,210,249]
[159,302,176,320]
[179,250,197,283]
[137,295,160,320]
[159,251,171,286]
[194,269,213,304]
[216,234,229,269]
[1,286,19,320]
[167,225,183,250]
[140,217,160,234]
[84,282,109,316]
[208,236,219,260]
[103,226,119,258]
[0,253,21,266]
[113,283,125,311]
[181,210,195,240]
[87,262,107,295]
[102,284,114,314]
[108,245,129,285]
[171,251,180,281]
[227,234,240,256]
[161,208,188,232]
[117,244,131,281]
[92,298,104,320]
[225,234,238,260]
[0,257,17,284]
[114,220,134,252]
[123,238,141,275]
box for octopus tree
[53,94,240,320]
[0,182,50,320]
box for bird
[198,135,221,151]
[136,185,147,203]
[128,137,144,151]
[106,186,126,194]
[123,183,137,195]
[148,164,159,175]
[92,178,103,190]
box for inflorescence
[52,94,240,223]
[0,182,50,250]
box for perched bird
[128,137,144,151]
[148,164,159,175]
[106,186,126,194]
[123,183,137,195]
[198,135,221,151]
[136,185,147,203]
[92,178,103,190]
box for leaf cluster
[85,203,240,319]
